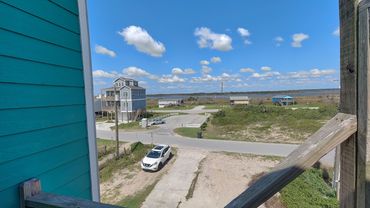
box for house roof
[113,77,136,83]
[230,96,249,101]
[120,85,145,90]
[272,95,293,99]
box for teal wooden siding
[0,0,93,207]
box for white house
[158,99,184,108]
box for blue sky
[88,0,340,95]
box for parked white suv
[141,145,172,171]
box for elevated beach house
[272,95,295,106]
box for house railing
[225,113,357,207]
[20,179,123,208]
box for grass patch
[97,138,125,159]
[280,168,338,208]
[174,127,201,138]
[185,158,205,200]
[116,180,159,208]
[204,104,338,143]
[99,142,154,183]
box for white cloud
[240,68,255,73]
[95,45,116,57]
[200,60,210,65]
[201,65,212,74]
[274,36,284,47]
[333,27,340,36]
[261,66,272,71]
[93,80,107,86]
[172,67,196,75]
[122,66,158,80]
[291,33,309,48]
[237,27,252,45]
[194,27,232,51]
[118,25,166,57]
[251,71,281,79]
[210,56,221,63]
[159,75,186,83]
[191,73,239,83]
[92,70,118,78]
[281,69,336,80]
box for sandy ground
[142,148,207,208]
[179,152,279,208]
[100,156,176,204]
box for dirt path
[179,152,279,208]
[141,148,207,208]
[100,157,176,204]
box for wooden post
[339,0,359,207]
[358,1,370,207]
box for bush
[201,122,207,131]
[214,110,226,118]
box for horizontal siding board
[1,0,80,34]
[0,186,19,208]
[52,171,91,198]
[0,105,86,137]
[0,28,83,69]
[0,2,81,51]
[49,0,79,15]
[0,56,84,87]
[0,139,88,192]
[0,122,87,164]
[40,155,90,193]
[0,83,85,109]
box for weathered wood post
[339,0,359,207]
[358,0,370,207]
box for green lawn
[281,168,338,208]
[174,127,201,138]
[203,104,338,143]
[116,180,159,208]
[99,142,154,183]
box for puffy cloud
[201,65,212,74]
[191,73,239,82]
[93,80,107,86]
[194,27,232,51]
[291,33,309,48]
[240,68,255,73]
[279,69,337,80]
[95,45,116,57]
[122,66,158,80]
[251,71,281,79]
[210,56,221,63]
[237,27,252,45]
[118,25,166,57]
[237,27,250,37]
[200,60,210,65]
[333,27,340,36]
[159,75,186,83]
[274,36,284,47]
[261,66,272,71]
[92,70,118,78]
[172,67,196,75]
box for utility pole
[114,86,119,160]
[221,81,224,93]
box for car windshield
[146,150,161,158]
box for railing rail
[20,179,123,208]
[226,113,357,208]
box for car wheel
[158,162,163,171]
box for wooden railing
[225,113,357,208]
[20,179,123,208]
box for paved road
[96,105,334,164]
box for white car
[141,145,172,171]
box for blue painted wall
[0,0,93,207]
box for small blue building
[272,95,295,106]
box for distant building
[100,77,146,121]
[230,96,250,105]
[115,77,146,121]
[158,99,184,108]
[272,95,294,106]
